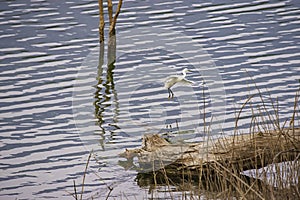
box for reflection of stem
[95,0,122,146]
[94,38,120,147]
[106,62,120,133]
[98,43,104,73]
[94,45,105,150]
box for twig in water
[105,186,113,200]
[73,180,78,200]
[80,151,93,200]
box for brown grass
[136,87,300,200]
[71,83,300,200]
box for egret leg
[168,88,174,98]
[167,88,171,98]
[170,89,174,98]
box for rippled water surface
[1,0,300,199]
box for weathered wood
[120,128,300,173]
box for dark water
[1,0,299,199]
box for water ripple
[0,0,300,199]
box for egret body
[164,68,194,98]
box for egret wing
[179,78,194,85]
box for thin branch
[105,186,113,200]
[109,0,123,35]
[98,0,105,43]
[244,70,278,130]
[73,180,78,200]
[234,94,256,137]
[80,151,93,200]
[112,0,123,26]
[107,0,113,25]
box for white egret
[164,68,194,98]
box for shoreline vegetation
[71,89,299,199]
[120,128,299,199]
[118,89,300,199]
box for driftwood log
[119,128,300,199]
[119,128,300,186]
